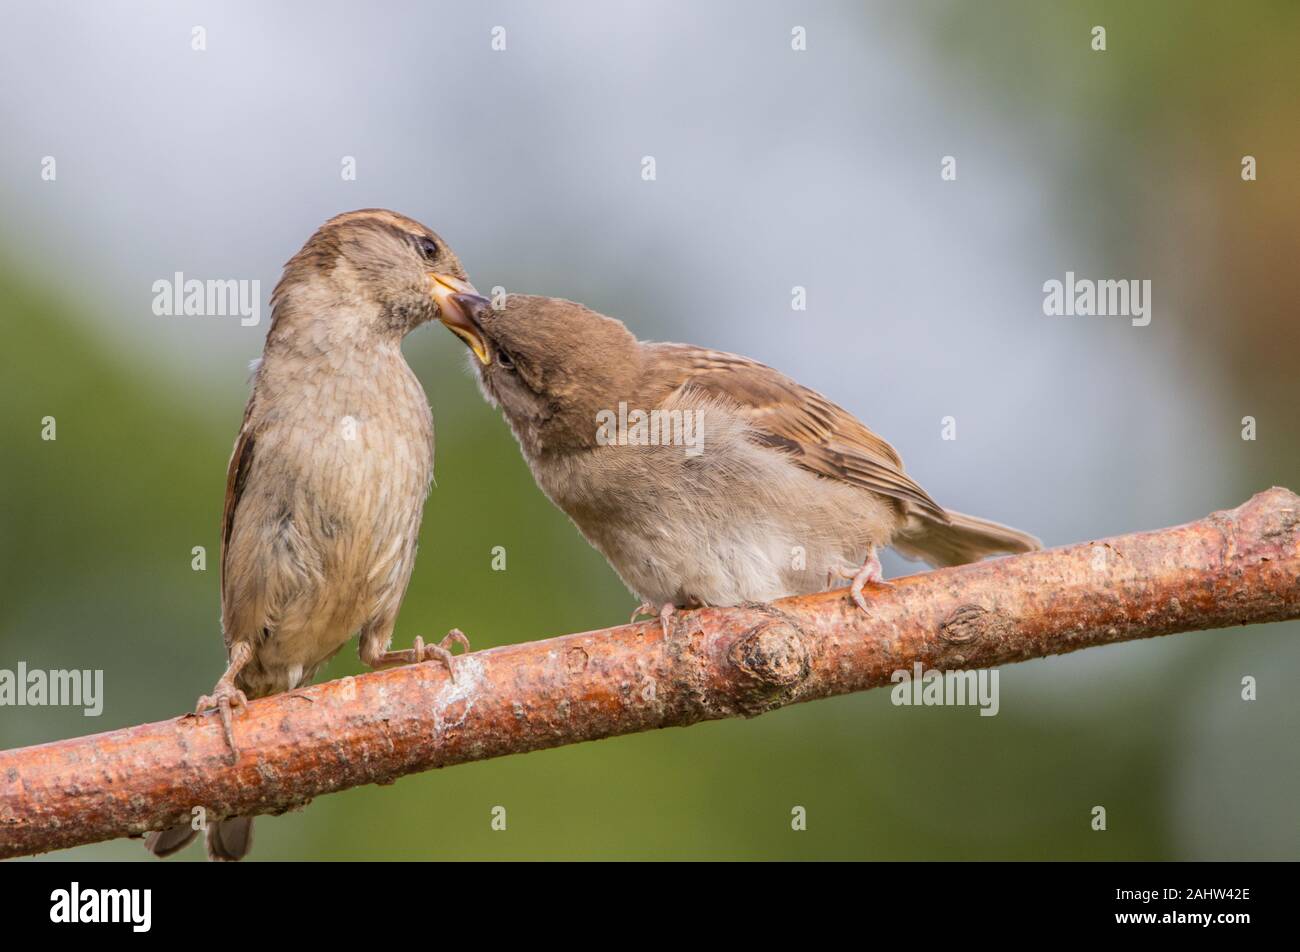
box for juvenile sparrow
[439,294,1039,628]
[146,209,487,861]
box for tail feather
[894,508,1041,568]
[144,823,200,858]
[144,815,254,861]
[206,816,254,861]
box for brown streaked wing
[643,344,947,521]
[219,404,258,650]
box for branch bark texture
[2,487,1297,858]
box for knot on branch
[727,619,811,714]
[1245,487,1300,544]
[937,604,1016,664]
[939,603,1014,642]
[1207,487,1300,572]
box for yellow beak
[429,274,491,364]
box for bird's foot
[843,551,893,614]
[367,630,471,681]
[422,629,471,682]
[196,681,249,758]
[631,601,677,638]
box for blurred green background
[2,1,1296,859]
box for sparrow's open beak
[429,273,492,365]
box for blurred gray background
[1,1,1296,859]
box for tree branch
[2,487,1297,858]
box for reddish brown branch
[2,488,1297,858]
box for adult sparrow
[146,209,486,860]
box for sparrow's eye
[415,236,439,261]
[496,349,516,371]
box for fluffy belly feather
[538,421,900,609]
[225,360,433,698]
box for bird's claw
[845,550,892,614]
[414,628,471,682]
[196,683,249,758]
[631,601,676,638]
